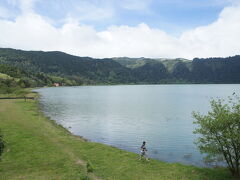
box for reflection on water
[35,84,240,166]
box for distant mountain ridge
[112,57,191,72]
[0,48,239,88]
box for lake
[35,84,240,167]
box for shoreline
[35,83,240,90]
[0,91,234,179]
[34,89,216,168]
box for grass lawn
[0,97,235,180]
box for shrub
[193,94,240,177]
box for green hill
[0,48,240,87]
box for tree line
[0,48,239,89]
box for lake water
[35,84,240,167]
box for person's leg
[144,154,149,161]
[139,151,144,160]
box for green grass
[0,73,12,79]
[0,73,20,81]
[0,97,236,180]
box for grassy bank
[0,96,235,179]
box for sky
[0,0,240,59]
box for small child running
[139,141,149,161]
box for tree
[193,94,240,177]
[172,62,191,81]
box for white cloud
[0,2,239,59]
[9,0,37,13]
[179,4,240,58]
[120,0,152,10]
[0,6,11,18]
[68,0,114,21]
[19,0,36,12]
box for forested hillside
[0,48,239,88]
[0,48,133,85]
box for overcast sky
[0,0,240,59]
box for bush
[193,94,240,177]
